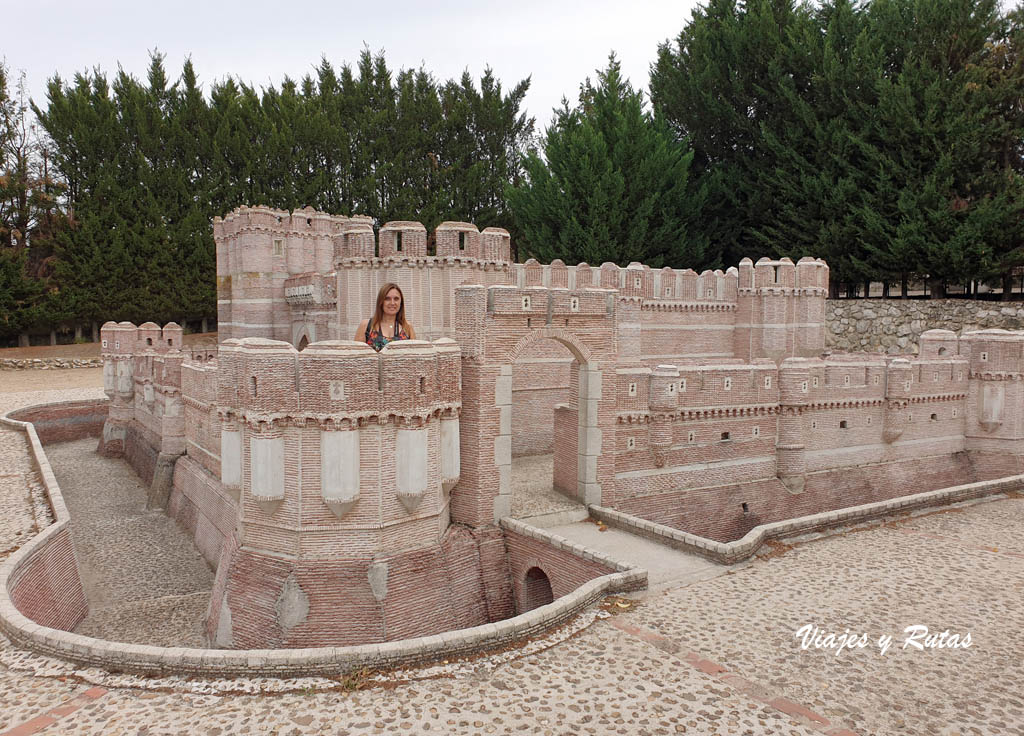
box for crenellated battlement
[214,206,512,265]
[512,260,741,303]
[737,256,829,292]
[213,205,350,239]
[215,337,460,426]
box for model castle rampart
[93,206,1024,649]
[214,205,827,364]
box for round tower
[648,364,680,467]
[777,357,812,493]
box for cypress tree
[855,0,1007,295]
[507,54,708,268]
[651,0,813,266]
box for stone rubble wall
[828,299,1024,354]
[1,358,102,370]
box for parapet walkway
[544,520,728,590]
[510,453,729,590]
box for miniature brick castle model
[98,205,1024,649]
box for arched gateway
[453,284,619,526]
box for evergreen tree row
[1,51,534,341]
[511,0,1023,296]
[4,0,1023,346]
[648,0,1024,296]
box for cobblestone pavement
[46,439,214,647]
[510,453,585,519]
[1,373,1023,735]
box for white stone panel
[321,429,360,515]
[103,361,115,394]
[982,383,1005,423]
[396,428,427,511]
[440,417,460,489]
[250,435,285,501]
[116,360,133,396]
[221,429,242,488]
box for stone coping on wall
[590,473,1024,565]
[0,405,647,677]
[1,358,103,370]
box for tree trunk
[882,281,890,298]
[18,333,30,348]
[828,281,839,299]
[901,274,908,298]
[201,317,208,334]
[1003,271,1015,301]
[928,277,946,299]
[864,280,871,298]
[74,325,83,342]
[91,322,99,342]
[49,330,57,346]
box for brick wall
[7,527,88,631]
[169,456,237,568]
[6,400,107,445]
[124,422,161,488]
[553,405,578,497]
[209,523,512,649]
[504,528,618,614]
[512,338,574,456]
[615,453,985,542]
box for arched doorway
[510,336,581,510]
[452,284,617,528]
[504,328,604,510]
[297,334,310,351]
[523,566,554,611]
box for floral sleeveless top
[365,321,410,352]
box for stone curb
[590,474,1024,565]
[0,358,102,371]
[0,405,645,678]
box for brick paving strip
[607,617,859,736]
[0,687,107,736]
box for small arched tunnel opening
[523,566,554,612]
[297,335,310,351]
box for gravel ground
[1,369,1022,735]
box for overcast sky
[5,1,701,129]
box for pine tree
[1,63,68,342]
[751,0,883,289]
[508,54,708,268]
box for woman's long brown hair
[371,282,415,338]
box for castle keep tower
[214,206,348,343]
